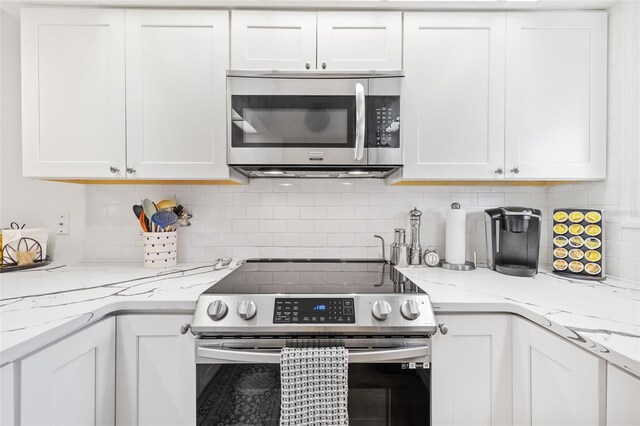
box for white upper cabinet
[231,11,317,70]
[20,318,116,425]
[512,318,605,425]
[402,13,506,180]
[505,12,607,180]
[125,10,230,179]
[317,12,402,70]
[21,8,126,178]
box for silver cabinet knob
[372,300,392,321]
[126,167,136,175]
[400,300,421,320]
[510,166,520,174]
[321,61,327,69]
[179,323,191,334]
[305,62,311,70]
[438,323,449,335]
[237,300,257,320]
[494,167,503,175]
[207,300,228,321]
[109,166,119,174]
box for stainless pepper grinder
[409,207,423,265]
[390,228,409,267]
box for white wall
[0,9,86,261]
[84,180,549,265]
[548,1,640,283]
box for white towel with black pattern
[280,347,349,426]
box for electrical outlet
[57,213,70,235]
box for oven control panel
[273,298,355,324]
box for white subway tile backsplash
[273,206,300,219]
[301,206,328,220]
[259,220,287,233]
[233,220,259,233]
[260,193,287,206]
[233,193,260,206]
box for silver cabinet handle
[321,61,327,69]
[109,166,119,174]
[197,345,429,364]
[305,62,311,70]
[510,166,520,174]
[438,323,449,335]
[494,167,503,175]
[354,82,366,161]
[126,167,136,175]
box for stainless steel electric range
[190,259,438,426]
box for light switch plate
[57,213,70,235]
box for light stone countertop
[1,261,638,378]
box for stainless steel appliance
[484,207,542,277]
[188,259,439,425]
[227,71,403,178]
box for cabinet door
[512,318,605,425]
[0,364,15,426]
[505,12,607,179]
[317,12,401,70]
[116,315,195,426]
[20,318,116,425]
[431,314,512,426]
[125,10,230,179]
[231,11,316,70]
[402,13,506,180]
[607,364,640,425]
[21,8,126,178]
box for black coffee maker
[484,207,542,277]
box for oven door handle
[197,345,429,364]
[354,82,366,161]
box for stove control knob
[207,300,228,321]
[400,300,421,320]
[237,300,257,320]
[372,300,392,321]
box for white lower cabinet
[431,314,512,425]
[606,364,640,426]
[116,314,196,426]
[20,317,116,426]
[0,363,15,425]
[512,317,605,425]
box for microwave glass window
[231,96,355,148]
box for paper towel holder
[440,255,476,271]
[441,202,476,271]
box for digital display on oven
[273,298,355,324]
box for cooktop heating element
[191,259,437,337]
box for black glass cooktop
[204,259,425,295]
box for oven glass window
[197,364,430,425]
[231,96,355,148]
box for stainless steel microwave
[227,71,403,178]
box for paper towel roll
[445,204,466,265]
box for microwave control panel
[273,298,355,324]
[367,96,400,148]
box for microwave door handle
[197,345,429,364]
[354,82,366,161]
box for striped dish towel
[280,347,349,426]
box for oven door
[228,77,369,166]
[195,338,431,426]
